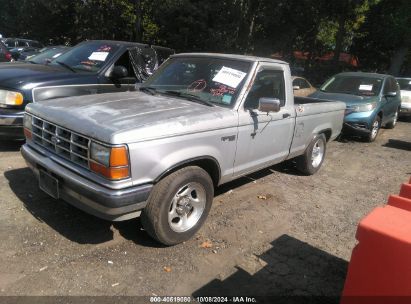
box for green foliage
[352,0,411,74]
[0,0,409,76]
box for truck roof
[172,52,289,65]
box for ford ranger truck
[21,53,345,245]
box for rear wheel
[366,116,381,142]
[296,134,327,175]
[141,166,214,245]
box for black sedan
[23,46,71,63]
[0,40,174,139]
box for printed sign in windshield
[50,42,119,73]
[141,57,251,107]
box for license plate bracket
[39,170,59,199]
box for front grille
[31,116,90,168]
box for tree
[352,0,411,75]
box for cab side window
[244,70,285,109]
[300,79,310,89]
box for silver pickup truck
[21,53,345,245]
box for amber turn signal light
[110,146,129,167]
[90,162,129,180]
[24,128,32,140]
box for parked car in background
[23,46,71,64]
[2,38,43,50]
[0,40,174,139]
[0,40,12,62]
[396,77,411,117]
[309,72,401,142]
[292,76,316,97]
[2,38,44,61]
[21,53,345,245]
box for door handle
[283,113,291,118]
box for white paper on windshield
[212,66,247,88]
[52,53,62,58]
[88,51,109,61]
[409,80,411,84]
[359,84,373,91]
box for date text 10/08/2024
[149,296,257,303]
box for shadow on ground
[4,164,300,246]
[0,140,23,152]
[382,139,411,152]
[216,161,302,196]
[399,116,411,123]
[4,167,161,247]
[193,234,348,304]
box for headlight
[351,103,377,113]
[90,142,130,180]
[90,142,111,166]
[0,89,24,106]
[23,113,32,130]
[23,113,33,140]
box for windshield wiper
[56,61,76,73]
[163,90,215,107]
[139,86,157,95]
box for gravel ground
[0,119,410,300]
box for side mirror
[258,97,281,113]
[293,85,300,90]
[110,65,128,79]
[385,91,397,98]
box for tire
[296,134,327,175]
[141,166,214,245]
[385,108,399,129]
[366,115,381,142]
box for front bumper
[400,103,411,116]
[342,111,375,135]
[21,144,152,221]
[343,122,371,135]
[0,111,24,139]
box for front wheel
[296,134,327,175]
[141,166,214,245]
[385,109,399,129]
[366,116,381,142]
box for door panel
[234,66,295,177]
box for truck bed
[294,96,346,117]
[286,96,346,159]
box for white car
[292,76,316,97]
[396,78,411,117]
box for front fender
[127,130,237,186]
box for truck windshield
[142,57,251,107]
[397,78,411,91]
[49,41,119,73]
[321,75,383,96]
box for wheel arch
[318,128,332,142]
[154,156,221,187]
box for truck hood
[26,91,237,144]
[309,91,379,106]
[0,63,88,89]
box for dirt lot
[0,119,410,300]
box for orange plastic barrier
[341,178,411,304]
